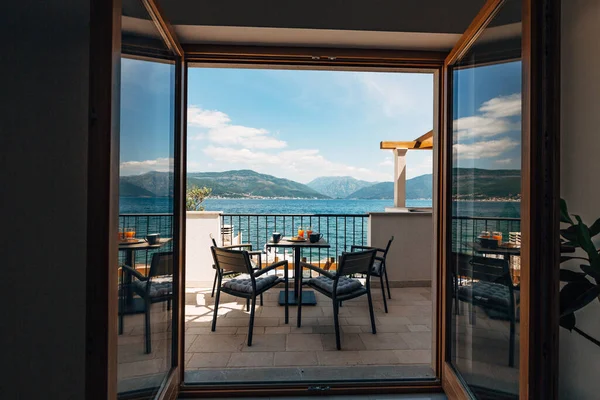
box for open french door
[438,0,561,399]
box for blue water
[120,197,520,219]
[120,197,432,214]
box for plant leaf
[560,269,588,282]
[560,280,600,317]
[560,312,576,331]
[560,199,574,224]
[589,217,600,238]
[580,264,600,282]
[574,216,600,267]
[560,256,588,264]
[560,226,579,245]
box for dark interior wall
[0,0,89,398]
[160,0,485,34]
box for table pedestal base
[278,290,317,306]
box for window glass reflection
[117,56,175,398]
[449,0,522,398]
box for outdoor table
[468,242,521,257]
[118,238,172,314]
[267,237,330,306]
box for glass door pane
[448,0,522,397]
[117,1,177,397]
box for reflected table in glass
[267,237,330,306]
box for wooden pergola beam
[380,130,434,150]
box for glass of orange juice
[297,226,304,238]
[125,227,136,240]
[492,231,502,244]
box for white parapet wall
[185,211,222,284]
[368,210,433,286]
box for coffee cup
[145,233,160,245]
[309,233,323,243]
[272,232,281,243]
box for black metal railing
[451,216,521,254]
[220,213,369,266]
[117,212,520,267]
[118,213,174,266]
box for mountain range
[120,168,520,200]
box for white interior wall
[560,1,600,398]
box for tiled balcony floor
[183,284,434,383]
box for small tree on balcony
[186,186,212,211]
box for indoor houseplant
[559,199,600,347]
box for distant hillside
[346,174,433,200]
[345,169,519,201]
[120,168,520,201]
[187,170,329,199]
[307,176,374,199]
[453,168,520,200]
[346,182,394,199]
[120,171,173,197]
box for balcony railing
[220,213,369,265]
[118,212,521,266]
[452,215,521,254]
[119,213,174,266]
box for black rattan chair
[351,236,394,313]
[211,246,289,346]
[456,255,517,367]
[121,252,173,354]
[297,249,377,350]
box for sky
[119,59,522,182]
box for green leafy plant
[186,186,212,211]
[559,199,600,347]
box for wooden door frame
[439,0,561,398]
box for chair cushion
[308,275,363,295]
[371,260,383,276]
[458,281,512,309]
[223,274,279,293]
[133,277,172,298]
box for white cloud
[454,115,519,140]
[202,146,391,183]
[188,107,230,128]
[378,157,394,167]
[120,157,173,176]
[188,105,286,149]
[479,93,521,118]
[453,138,519,160]
[495,158,514,165]
[453,93,521,140]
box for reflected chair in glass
[121,252,173,354]
[209,233,264,309]
[297,249,377,350]
[351,236,394,313]
[211,246,289,346]
[456,255,517,367]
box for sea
[119,197,520,219]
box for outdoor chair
[456,255,517,367]
[351,236,394,313]
[297,249,377,350]
[209,233,264,305]
[211,246,289,346]
[121,252,173,354]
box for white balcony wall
[186,211,222,284]
[368,211,433,286]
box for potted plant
[559,199,600,347]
